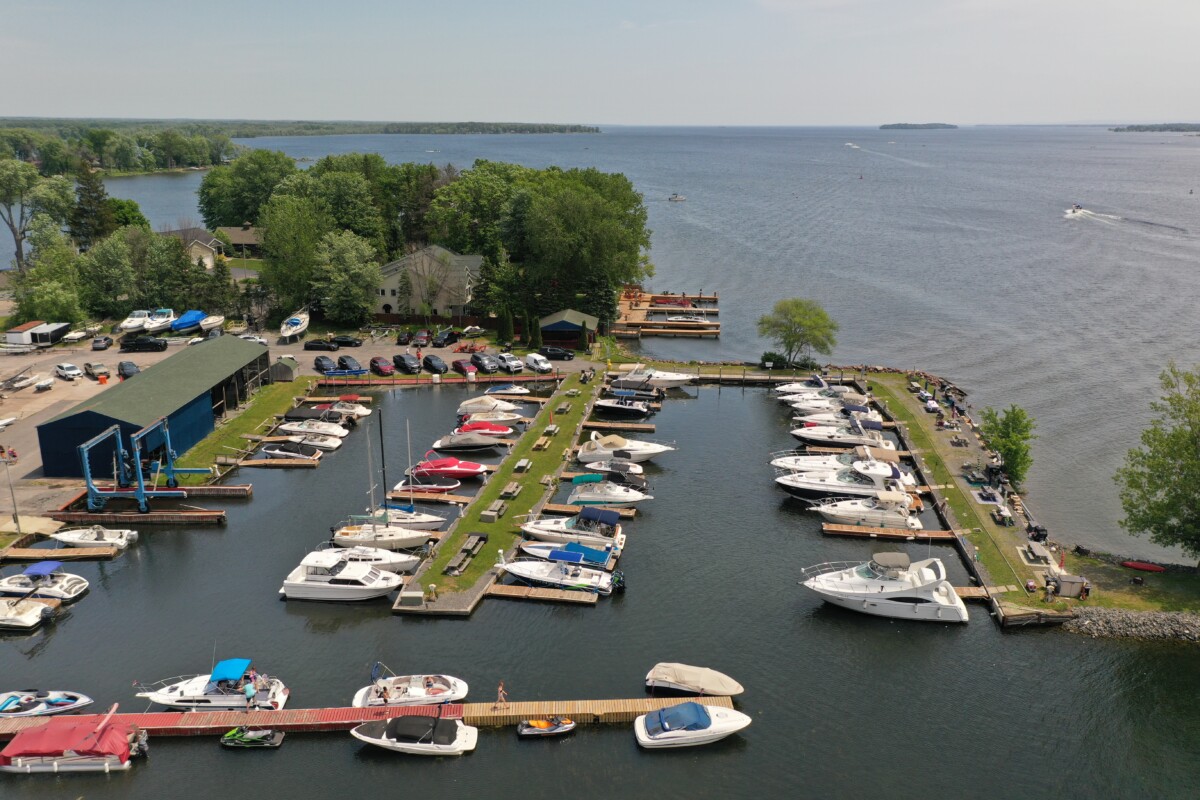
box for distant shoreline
[0,118,600,137]
[1110,123,1200,133]
[879,123,957,130]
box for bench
[513,458,532,473]
[1026,541,1052,564]
[501,481,521,499]
[544,424,560,436]
[480,500,508,523]
[443,533,490,575]
[533,436,552,451]
[443,552,469,575]
[540,474,555,486]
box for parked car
[83,362,110,379]
[313,355,337,373]
[239,334,268,345]
[431,331,450,348]
[452,359,477,376]
[396,330,413,346]
[369,356,395,376]
[524,353,553,373]
[496,353,524,373]
[91,336,113,351]
[55,363,84,380]
[304,338,340,351]
[117,361,140,379]
[393,353,421,374]
[538,345,575,361]
[120,335,168,352]
[422,354,448,374]
[330,335,363,347]
[470,352,499,373]
[337,355,362,371]
[438,328,461,345]
[412,330,430,347]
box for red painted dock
[0,705,463,739]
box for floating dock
[0,546,119,562]
[386,491,476,505]
[582,420,656,433]
[49,509,227,526]
[613,289,721,338]
[485,584,600,605]
[820,523,960,541]
[542,503,636,518]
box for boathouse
[539,309,598,345]
[36,336,271,478]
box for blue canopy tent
[208,658,252,683]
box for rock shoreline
[1064,607,1200,642]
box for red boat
[1120,561,1166,573]
[409,455,488,479]
[453,421,513,437]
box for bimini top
[0,715,132,763]
[579,507,620,526]
[644,702,711,736]
[875,491,911,505]
[571,473,604,485]
[647,663,745,696]
[210,658,252,683]
[23,561,64,577]
[385,715,458,745]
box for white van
[524,353,553,373]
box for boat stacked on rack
[136,658,290,710]
[798,553,968,622]
[280,309,310,340]
[118,310,151,332]
[143,308,176,333]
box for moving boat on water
[790,418,895,449]
[280,551,403,600]
[0,562,89,602]
[170,309,206,333]
[519,507,626,549]
[453,420,513,437]
[457,396,518,415]
[143,308,176,333]
[260,441,322,461]
[136,658,289,710]
[431,433,504,453]
[118,310,151,332]
[199,314,225,332]
[0,690,93,718]
[799,553,968,623]
[278,419,350,438]
[519,541,615,568]
[808,491,923,529]
[610,363,693,390]
[350,716,478,756]
[497,553,624,595]
[50,525,138,549]
[567,475,652,507]
[352,663,468,707]
[644,664,744,696]
[0,705,149,773]
[634,701,752,749]
[280,309,310,340]
[409,455,488,479]
[577,432,675,463]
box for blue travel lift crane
[77,417,207,512]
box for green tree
[0,159,74,270]
[69,164,116,249]
[578,321,590,352]
[756,298,838,366]
[12,215,84,322]
[496,309,513,343]
[260,194,334,312]
[529,313,543,348]
[197,149,296,228]
[106,197,150,229]
[313,171,386,256]
[310,231,382,326]
[1115,363,1200,559]
[13,277,84,322]
[198,255,238,315]
[979,405,1037,489]
[77,231,136,318]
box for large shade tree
[0,159,73,270]
[979,405,1037,488]
[756,297,839,366]
[197,149,296,228]
[259,194,334,313]
[310,231,382,326]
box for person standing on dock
[494,680,508,709]
[244,679,257,711]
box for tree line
[0,118,600,139]
[0,126,238,176]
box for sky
[3,0,1199,126]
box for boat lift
[130,417,212,491]
[77,418,205,512]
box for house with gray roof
[376,245,482,317]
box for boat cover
[646,663,745,696]
[610,389,639,398]
[210,658,251,683]
[572,473,604,484]
[385,715,457,745]
[876,491,910,504]
[170,310,205,331]
[579,507,620,526]
[594,434,630,449]
[563,542,610,563]
[23,561,63,577]
[873,552,911,569]
[0,717,131,763]
[644,702,711,735]
[547,549,587,564]
[843,404,869,413]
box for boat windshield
[857,562,899,580]
[837,470,871,486]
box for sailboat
[332,419,431,551]
[375,418,445,530]
[280,308,310,340]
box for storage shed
[6,320,44,346]
[269,356,300,382]
[539,309,598,346]
[28,322,71,346]
[36,336,272,478]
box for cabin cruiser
[136,658,289,710]
[0,690,93,718]
[520,507,626,549]
[610,363,693,390]
[787,392,871,415]
[118,310,151,332]
[50,525,138,549]
[483,383,529,395]
[644,664,744,696]
[0,706,148,773]
[799,553,968,623]
[459,410,524,424]
[278,419,350,438]
[790,418,895,449]
[280,309,310,339]
[519,541,615,568]
[143,308,176,333]
[665,314,706,323]
[431,433,503,453]
[453,421,513,437]
[352,664,468,707]
[634,701,752,749]
[280,551,403,600]
[594,392,654,418]
[316,541,420,573]
[774,375,853,396]
[0,562,89,603]
[0,597,54,631]
[577,432,675,463]
[579,457,644,476]
[769,446,895,474]
[567,477,652,507]
[333,520,431,551]
[793,403,882,426]
[808,491,923,530]
[774,461,909,500]
[260,441,322,461]
[350,716,478,756]
[457,396,518,415]
[498,553,624,595]
[409,456,487,479]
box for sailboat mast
[376,405,388,502]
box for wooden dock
[820,523,960,541]
[805,446,913,457]
[386,491,475,505]
[486,583,600,605]
[1,546,119,562]
[582,420,656,433]
[49,509,227,526]
[461,696,734,727]
[90,484,253,498]
[542,503,636,518]
[236,458,319,469]
[955,586,991,600]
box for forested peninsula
[1110,123,1200,132]
[879,123,957,130]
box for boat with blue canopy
[280,309,309,340]
[170,309,206,333]
[520,506,625,548]
[634,701,752,748]
[0,561,89,602]
[135,658,290,711]
[519,541,614,568]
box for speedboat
[453,421,513,437]
[350,716,478,756]
[118,310,151,332]
[774,461,911,500]
[199,314,225,331]
[0,597,54,631]
[665,314,706,323]
[790,418,895,449]
[774,375,853,395]
[460,410,523,424]
[793,404,883,426]
[457,396,518,415]
[484,383,529,395]
[333,521,431,551]
[799,553,968,623]
[567,476,652,507]
[0,705,148,773]
[136,658,289,710]
[0,562,89,603]
[288,433,343,451]
[594,393,653,418]
[50,525,138,549]
[393,475,462,494]
[644,664,744,696]
[634,701,752,749]
[580,457,644,476]
[577,432,676,463]
[809,491,923,530]
[170,310,206,333]
[280,551,403,600]
[498,553,624,595]
[520,507,626,549]
[0,690,93,718]
[278,419,350,438]
[787,393,871,415]
[409,455,487,479]
[316,541,420,573]
[373,503,445,530]
[519,541,615,568]
[610,363,693,390]
[431,433,504,453]
[518,717,576,737]
[260,441,322,461]
[280,309,310,340]
[352,664,468,707]
[142,308,176,333]
[312,400,371,418]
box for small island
[879,123,958,130]
[1110,123,1200,133]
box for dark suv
[329,335,363,347]
[304,339,340,351]
[422,354,448,374]
[337,355,362,371]
[313,355,336,373]
[396,330,413,346]
[538,345,575,361]
[470,352,499,373]
[393,353,421,374]
[121,335,168,352]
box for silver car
[496,353,524,373]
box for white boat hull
[280,578,399,601]
[49,526,138,549]
[0,600,52,630]
[333,525,431,551]
[351,675,469,707]
[520,520,625,549]
[0,573,89,603]
[633,707,752,748]
[0,690,93,717]
[199,315,225,331]
[350,720,478,756]
[502,560,619,594]
[810,589,968,622]
[137,675,289,710]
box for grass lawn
[0,532,18,549]
[228,257,263,273]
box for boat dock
[820,523,961,541]
[486,583,600,605]
[0,545,119,562]
[386,490,476,505]
[542,503,636,518]
[582,420,656,433]
[612,288,721,339]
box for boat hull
[279,581,398,601]
[350,720,478,755]
[333,525,432,551]
[809,589,969,623]
[0,691,93,717]
[0,756,132,773]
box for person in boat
[379,685,391,703]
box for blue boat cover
[610,389,638,397]
[385,503,416,513]
[843,404,869,413]
[645,702,711,736]
[24,561,63,577]
[860,419,884,431]
[286,317,302,325]
[170,310,205,331]
[563,542,609,562]
[579,506,620,526]
[890,465,902,479]
[209,658,251,683]
[572,473,604,484]
[548,549,586,564]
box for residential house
[216,223,262,258]
[161,227,223,270]
[376,245,482,317]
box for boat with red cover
[453,421,513,437]
[0,704,148,773]
[408,454,488,479]
[1120,561,1166,573]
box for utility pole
[2,456,21,535]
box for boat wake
[1065,208,1187,234]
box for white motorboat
[136,658,290,710]
[610,363,693,390]
[793,403,882,426]
[199,314,225,331]
[142,308,176,333]
[577,431,676,463]
[580,457,644,476]
[280,551,403,600]
[519,507,626,549]
[665,314,706,323]
[350,716,478,756]
[49,525,139,549]
[278,419,350,438]
[280,309,310,340]
[457,396,518,415]
[769,446,898,474]
[0,705,148,773]
[260,441,322,461]
[774,375,853,396]
[790,418,895,449]
[775,461,914,499]
[373,503,445,530]
[333,521,431,551]
[799,553,968,623]
[287,433,343,451]
[634,701,752,749]
[317,541,420,573]
[519,541,616,568]
[0,690,93,718]
[809,491,923,530]
[453,421,514,437]
[594,394,653,418]
[352,663,468,707]
[567,477,652,507]
[0,597,53,631]
[118,310,150,332]
[483,383,529,395]
[0,562,89,603]
[498,553,624,595]
[323,400,371,418]
[787,393,871,415]
[11,374,43,390]
[644,664,745,696]
[459,410,523,424]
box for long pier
[820,523,960,541]
[1,546,119,562]
[486,583,600,605]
